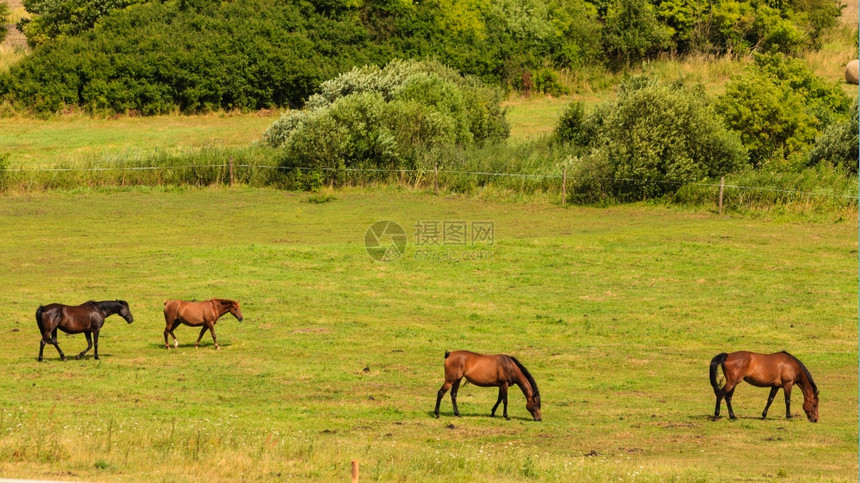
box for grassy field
[0,112,280,169]
[0,187,855,481]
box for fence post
[718,176,725,215]
[434,163,439,195]
[562,167,567,207]
[351,460,359,483]
[229,157,235,187]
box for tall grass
[0,140,856,219]
[674,164,858,218]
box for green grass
[0,112,279,168]
[0,187,855,481]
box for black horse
[36,300,133,361]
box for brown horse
[36,300,133,361]
[709,351,819,422]
[163,299,243,350]
[434,350,542,421]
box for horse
[434,350,542,421]
[163,298,243,350]
[35,300,133,361]
[709,351,819,422]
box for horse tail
[35,306,45,335]
[510,356,539,398]
[444,350,450,359]
[709,353,728,394]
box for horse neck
[796,370,816,400]
[510,364,536,400]
[96,301,124,317]
[211,299,233,317]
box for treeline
[0,0,846,114]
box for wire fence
[1,162,857,203]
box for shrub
[0,2,9,44]
[716,53,850,167]
[2,0,384,114]
[20,0,146,46]
[601,0,673,68]
[264,60,509,173]
[559,76,747,200]
[807,102,859,174]
[553,101,588,147]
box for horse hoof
[94,356,99,360]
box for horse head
[803,390,819,423]
[229,300,244,322]
[116,300,134,324]
[526,393,542,422]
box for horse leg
[724,386,737,420]
[714,390,724,418]
[92,330,100,360]
[501,384,510,420]
[435,381,453,418]
[169,321,181,348]
[163,323,173,349]
[194,326,207,348]
[783,383,793,419]
[761,387,779,419]
[207,324,219,350]
[450,379,462,417]
[39,338,47,361]
[77,331,93,360]
[51,328,65,360]
[491,387,504,417]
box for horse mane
[98,300,127,306]
[509,356,539,397]
[782,351,819,395]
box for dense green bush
[716,53,850,167]
[0,0,845,114]
[557,77,747,200]
[1,0,386,114]
[0,2,9,44]
[601,0,673,68]
[264,60,509,172]
[807,102,859,174]
[19,0,146,46]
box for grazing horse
[163,299,243,350]
[709,351,819,422]
[434,350,542,421]
[36,300,133,361]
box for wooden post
[562,167,567,207]
[229,157,235,187]
[434,163,439,195]
[351,460,359,483]
[718,176,725,215]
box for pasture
[0,187,855,481]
